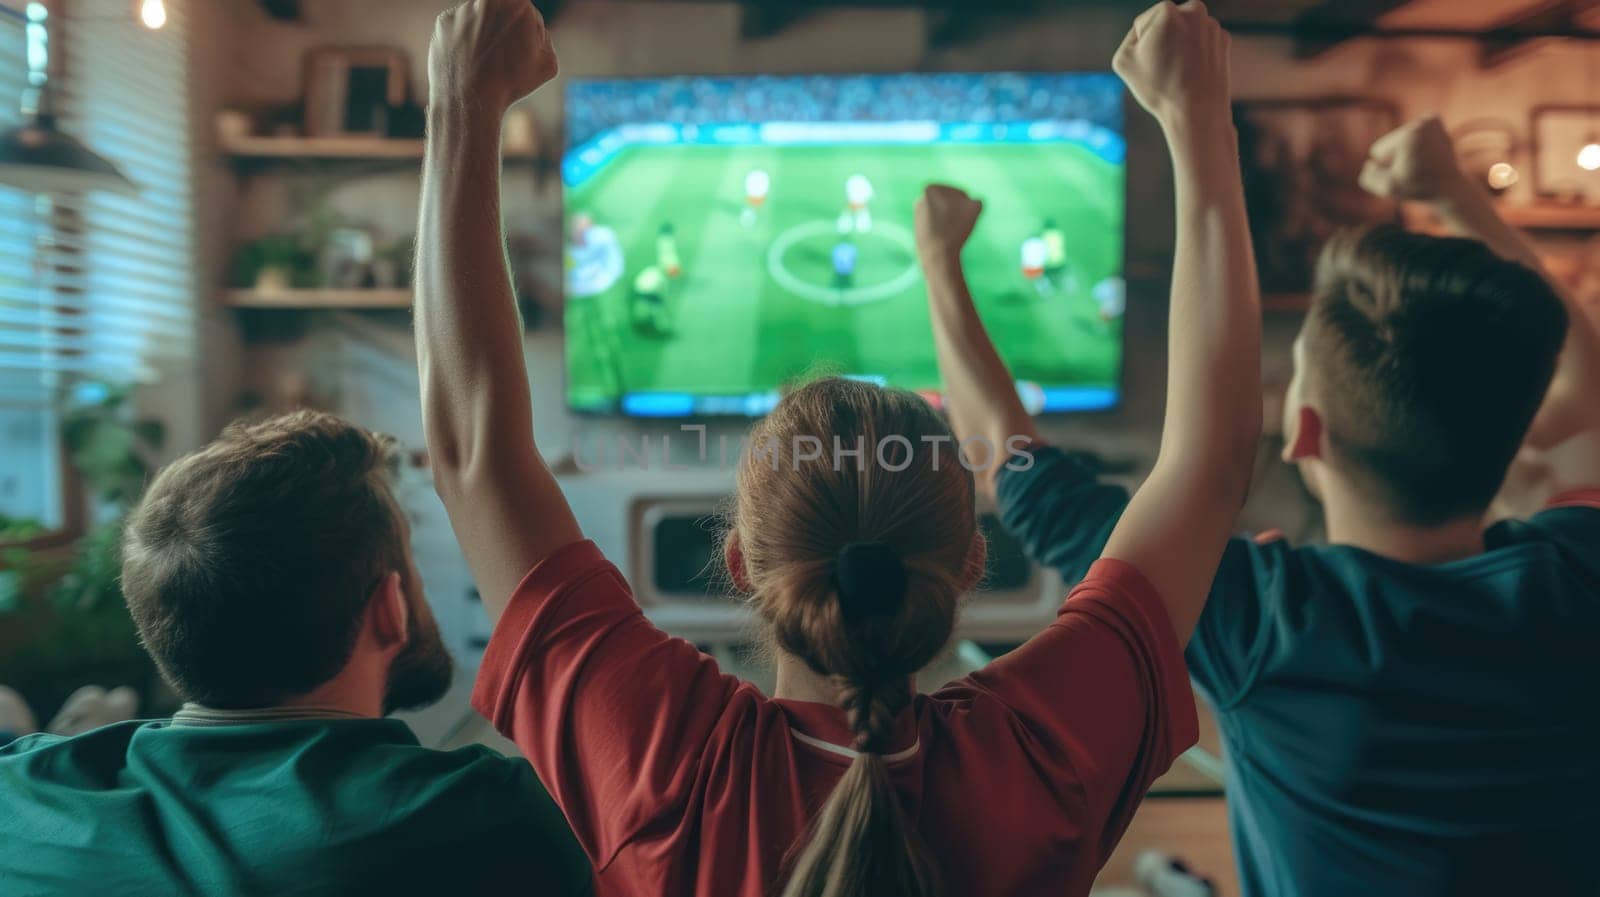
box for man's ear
[1284,405,1325,463]
[724,532,752,594]
[368,572,410,650]
[959,533,988,593]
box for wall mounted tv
[562,72,1125,418]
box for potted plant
[0,384,165,719]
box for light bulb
[1486,162,1518,190]
[139,0,166,30]
[1579,142,1600,173]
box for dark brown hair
[122,411,409,708]
[1304,225,1568,524]
[729,378,980,897]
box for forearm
[1431,185,1600,451]
[996,445,1130,583]
[923,253,1042,491]
[415,108,535,479]
[1158,116,1263,491]
[1432,185,1546,274]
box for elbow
[427,439,495,509]
[425,437,473,503]
[1162,411,1262,513]
[420,396,478,498]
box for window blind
[0,0,195,407]
[0,7,50,406]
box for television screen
[563,72,1125,417]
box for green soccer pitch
[564,140,1124,412]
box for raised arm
[1100,1,1262,642]
[914,187,1043,497]
[1360,116,1600,496]
[416,0,581,622]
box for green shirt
[0,717,593,896]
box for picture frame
[1530,105,1600,205]
[1233,97,1403,302]
[302,47,410,138]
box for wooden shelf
[1497,204,1600,231]
[221,135,427,160]
[220,134,544,164]
[224,288,411,309]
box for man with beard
[0,412,592,896]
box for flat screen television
[562,72,1125,417]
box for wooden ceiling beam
[1479,0,1600,68]
[1289,0,1415,58]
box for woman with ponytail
[416,2,1259,896]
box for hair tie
[833,541,907,623]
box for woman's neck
[773,653,840,703]
[772,652,916,704]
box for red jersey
[474,540,1197,897]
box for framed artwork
[1531,105,1600,205]
[302,47,410,137]
[1234,98,1402,300]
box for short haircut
[122,411,408,708]
[1304,225,1568,525]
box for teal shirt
[0,718,593,896]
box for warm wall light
[1486,162,1519,190]
[1580,142,1600,172]
[138,0,166,30]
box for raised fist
[1113,1,1232,127]
[915,184,984,258]
[429,0,557,116]
[1358,116,1471,203]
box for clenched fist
[1113,1,1231,128]
[915,185,984,259]
[429,0,557,117]
[1358,116,1470,203]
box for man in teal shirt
[0,411,592,896]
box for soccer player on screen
[1042,219,1072,291]
[742,169,770,228]
[846,173,875,233]
[657,222,682,279]
[832,239,858,292]
[631,265,670,335]
[1020,236,1049,297]
[1094,276,1126,323]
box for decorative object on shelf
[322,226,376,289]
[1234,97,1401,300]
[214,108,253,144]
[231,233,320,290]
[0,1,135,196]
[1531,105,1600,205]
[303,46,409,138]
[376,238,414,289]
[1451,118,1522,197]
[385,98,426,140]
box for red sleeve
[471,540,743,869]
[1546,488,1600,510]
[948,558,1198,860]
